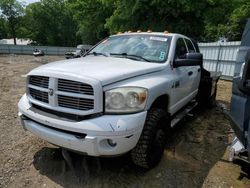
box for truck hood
[30,56,166,85]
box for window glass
[185,38,196,53]
[89,35,172,63]
[175,38,187,59]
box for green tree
[0,17,8,39]
[202,0,241,41]
[69,0,116,44]
[0,0,24,45]
[225,0,250,40]
[1,0,249,46]
[105,0,208,40]
[23,0,78,46]
[105,0,246,42]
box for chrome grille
[29,76,49,88]
[58,79,93,95]
[29,88,49,103]
[58,95,94,110]
[28,76,96,113]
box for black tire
[131,108,169,169]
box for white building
[0,38,32,45]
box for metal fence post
[215,44,222,72]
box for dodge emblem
[48,88,54,96]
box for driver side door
[170,37,193,113]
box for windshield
[87,34,171,63]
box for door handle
[188,71,193,76]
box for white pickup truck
[18,32,219,169]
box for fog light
[107,139,117,147]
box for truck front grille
[29,88,49,103]
[28,76,96,114]
[58,79,93,95]
[58,95,94,110]
[29,76,49,88]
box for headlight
[105,87,148,114]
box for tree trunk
[12,26,17,45]
[13,36,16,45]
[9,18,17,45]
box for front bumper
[18,94,147,156]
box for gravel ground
[0,54,249,188]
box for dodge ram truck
[18,32,219,169]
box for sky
[19,0,40,5]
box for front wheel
[131,108,169,169]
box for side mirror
[173,53,203,68]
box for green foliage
[0,17,8,39]
[0,0,23,19]
[0,0,250,45]
[225,1,250,40]
[22,0,79,46]
[106,0,206,38]
[68,0,116,44]
[0,0,24,44]
[202,0,242,41]
[105,0,245,41]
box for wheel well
[150,95,171,133]
[150,95,169,111]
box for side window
[184,38,196,53]
[175,38,188,59]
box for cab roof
[111,32,185,38]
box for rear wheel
[131,108,169,169]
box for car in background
[65,44,91,59]
[33,49,45,57]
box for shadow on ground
[33,106,230,188]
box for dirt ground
[0,54,249,188]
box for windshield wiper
[85,51,109,57]
[110,53,151,62]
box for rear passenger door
[184,38,201,95]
